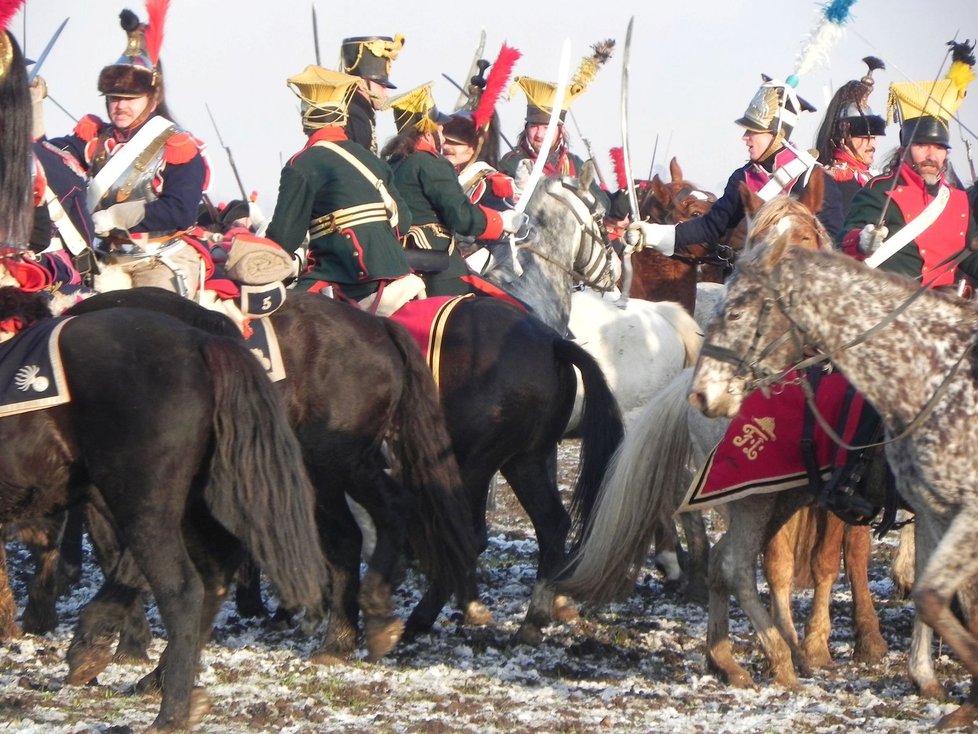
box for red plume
[473,43,522,131]
[0,0,26,32]
[609,147,628,191]
[144,0,170,66]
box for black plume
[862,56,885,72]
[948,39,976,66]
[119,9,141,32]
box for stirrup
[819,489,878,526]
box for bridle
[515,179,617,292]
[637,180,734,270]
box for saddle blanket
[388,294,473,386]
[0,317,72,418]
[679,371,864,513]
[242,317,286,382]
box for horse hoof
[114,645,151,665]
[365,617,404,661]
[309,649,351,666]
[135,669,163,695]
[66,643,113,686]
[551,594,579,624]
[0,620,23,641]
[21,608,57,636]
[937,703,978,730]
[917,681,948,701]
[463,601,492,627]
[853,635,889,663]
[515,622,544,647]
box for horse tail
[553,338,624,528]
[202,336,329,617]
[560,369,694,604]
[381,318,478,601]
[654,300,703,367]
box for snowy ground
[0,442,970,733]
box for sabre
[206,104,249,201]
[617,16,638,307]
[28,17,69,82]
[311,5,321,66]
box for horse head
[639,158,716,226]
[690,169,831,417]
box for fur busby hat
[384,82,450,135]
[341,34,404,89]
[889,39,975,149]
[442,112,478,147]
[97,1,169,99]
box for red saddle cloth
[388,295,473,384]
[680,371,864,512]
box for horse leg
[652,520,683,594]
[890,519,916,599]
[706,532,754,688]
[679,511,710,606]
[801,509,842,670]
[907,516,944,698]
[913,512,978,730]
[845,524,888,662]
[233,557,267,619]
[763,514,809,675]
[57,505,85,589]
[502,450,576,646]
[0,538,21,639]
[20,514,67,635]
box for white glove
[858,224,888,255]
[624,221,676,256]
[30,77,47,141]
[91,201,147,235]
[499,208,528,236]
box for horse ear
[514,158,533,191]
[799,166,825,215]
[669,157,683,183]
[651,174,668,201]
[580,159,595,192]
[738,182,763,217]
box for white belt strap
[864,185,951,269]
[757,155,814,202]
[87,116,175,210]
[312,141,399,229]
[43,185,88,256]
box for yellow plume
[569,39,615,96]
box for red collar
[833,148,870,175]
[302,127,349,152]
[897,161,945,190]
[416,137,440,156]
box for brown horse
[627,158,728,313]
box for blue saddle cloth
[0,317,72,418]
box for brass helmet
[97,6,166,99]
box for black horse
[62,287,477,667]
[0,287,327,731]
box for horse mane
[0,285,53,327]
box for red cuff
[479,206,504,240]
[840,230,867,260]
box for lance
[647,132,659,181]
[617,16,638,307]
[312,5,321,66]
[454,29,486,111]
[568,109,608,189]
[206,104,249,201]
[28,17,69,83]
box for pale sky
[18,0,977,212]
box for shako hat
[287,65,361,129]
[511,39,614,125]
[888,39,975,148]
[384,82,450,134]
[98,1,169,98]
[340,34,404,89]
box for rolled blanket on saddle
[224,232,295,285]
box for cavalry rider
[814,57,888,211]
[382,82,522,298]
[626,76,844,256]
[840,40,978,288]
[499,70,611,213]
[48,7,210,297]
[265,66,423,316]
[341,34,404,155]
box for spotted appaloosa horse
[0,287,327,732]
[564,170,889,683]
[689,191,978,728]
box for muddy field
[0,441,968,733]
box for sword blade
[454,29,487,111]
[27,17,69,83]
[620,16,639,221]
[312,5,321,67]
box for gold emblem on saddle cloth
[732,416,776,460]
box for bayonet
[206,104,249,201]
[28,17,69,83]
